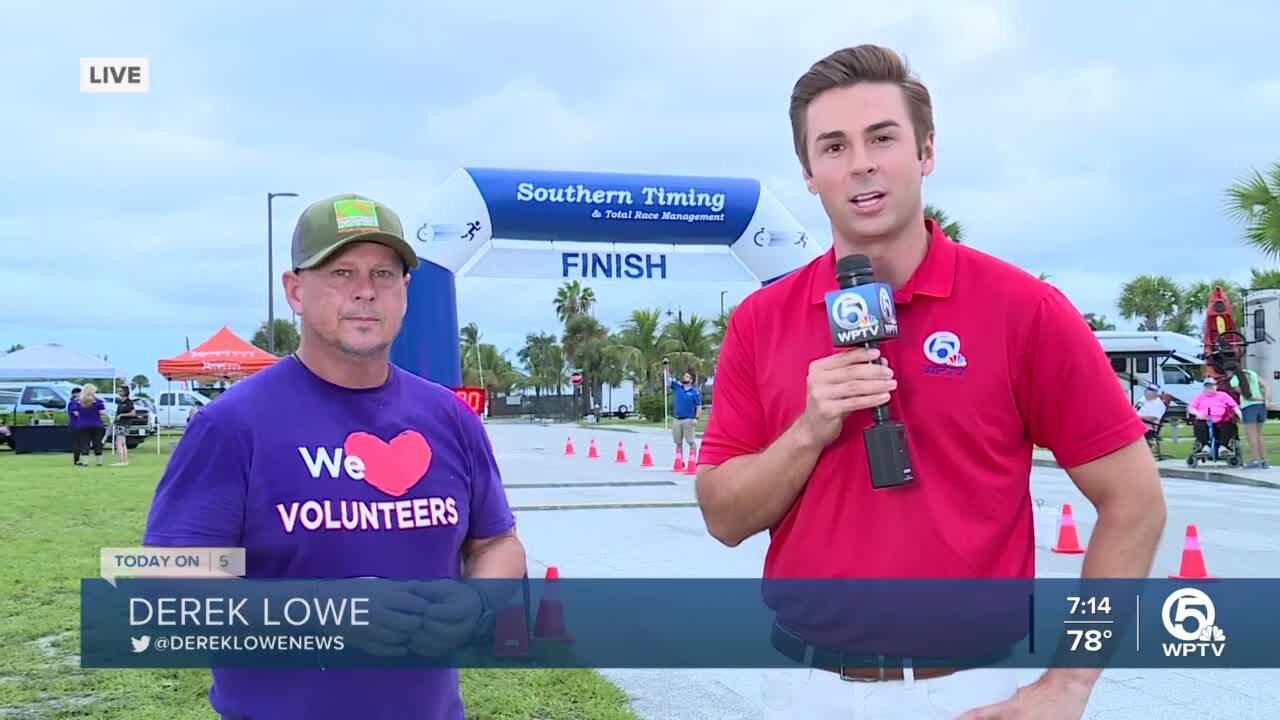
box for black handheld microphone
[823,254,915,489]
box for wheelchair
[1187,416,1243,468]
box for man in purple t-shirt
[143,193,527,719]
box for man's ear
[920,131,936,178]
[282,270,304,316]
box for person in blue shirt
[666,366,703,462]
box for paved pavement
[489,419,1280,719]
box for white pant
[762,666,1021,719]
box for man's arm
[962,288,1167,719]
[462,528,526,579]
[695,418,826,547]
[697,347,894,547]
[1048,438,1165,690]
[457,397,527,613]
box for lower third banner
[79,578,1276,669]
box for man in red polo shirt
[696,45,1167,719]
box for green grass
[0,446,639,719]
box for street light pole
[720,290,727,317]
[266,192,300,355]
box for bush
[636,393,670,423]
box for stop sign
[570,371,583,386]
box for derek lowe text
[129,597,370,627]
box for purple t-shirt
[142,355,516,719]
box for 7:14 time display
[1067,596,1111,615]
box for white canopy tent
[0,343,119,381]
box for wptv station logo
[80,58,150,93]
[1162,587,1227,657]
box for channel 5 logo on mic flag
[825,284,899,347]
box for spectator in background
[112,385,136,466]
[74,384,106,466]
[1188,376,1243,454]
[665,366,702,463]
[1230,364,1272,468]
[1136,383,1167,433]
[67,387,83,466]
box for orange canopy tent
[157,326,281,381]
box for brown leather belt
[771,621,1007,684]
[817,664,959,682]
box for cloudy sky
[3,1,1278,388]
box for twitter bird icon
[130,636,150,653]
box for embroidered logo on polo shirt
[922,331,967,376]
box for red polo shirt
[700,219,1147,579]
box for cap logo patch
[333,199,379,233]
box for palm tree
[554,281,596,322]
[1249,267,1280,289]
[924,204,964,243]
[562,314,609,410]
[517,332,566,397]
[661,312,715,380]
[1183,279,1243,330]
[608,308,667,391]
[1117,274,1184,331]
[1083,313,1116,331]
[1225,160,1280,259]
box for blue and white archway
[390,167,826,387]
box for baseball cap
[290,193,419,271]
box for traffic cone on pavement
[615,441,627,463]
[491,601,530,657]
[586,438,599,459]
[640,444,654,467]
[564,436,575,456]
[684,449,698,475]
[1051,504,1086,554]
[1169,524,1216,579]
[672,448,684,472]
[533,566,572,644]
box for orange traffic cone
[640,444,654,467]
[564,436,575,456]
[615,441,628,463]
[672,448,684,472]
[1169,524,1215,579]
[533,566,572,643]
[586,439,599,459]
[683,449,698,475]
[491,602,530,657]
[1051,503,1086,554]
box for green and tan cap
[291,193,419,271]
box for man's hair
[789,44,934,176]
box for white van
[1094,332,1204,412]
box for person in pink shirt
[1189,376,1242,455]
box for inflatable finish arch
[389,167,826,388]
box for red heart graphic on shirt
[343,430,433,498]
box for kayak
[1203,286,1242,377]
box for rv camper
[1243,288,1280,415]
[1094,331,1203,413]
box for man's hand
[798,347,895,447]
[956,673,1093,720]
[345,580,433,658]
[405,580,484,657]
